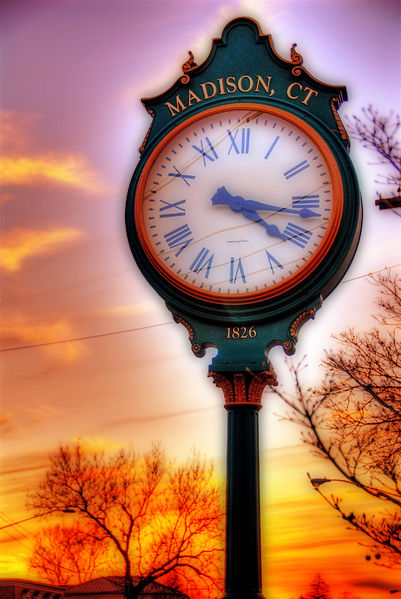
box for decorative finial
[290,43,303,76]
[181,50,197,84]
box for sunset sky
[1,1,400,597]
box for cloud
[1,405,66,439]
[0,154,103,193]
[105,301,160,317]
[0,227,86,272]
[1,317,88,362]
[0,110,104,194]
[25,403,65,424]
[104,406,216,429]
[349,577,398,591]
[72,437,125,454]
[0,448,52,478]
[0,412,12,426]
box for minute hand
[241,208,287,241]
[240,198,319,219]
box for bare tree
[272,271,401,567]
[27,443,224,598]
[346,105,400,194]
[29,522,112,585]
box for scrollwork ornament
[289,308,316,339]
[172,314,194,340]
[290,43,303,77]
[139,109,155,153]
[283,339,295,356]
[282,307,319,357]
[181,50,197,84]
[191,342,205,357]
[331,97,350,147]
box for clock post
[210,370,276,599]
[125,17,361,599]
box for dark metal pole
[224,403,264,598]
[209,370,277,599]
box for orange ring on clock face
[133,103,344,304]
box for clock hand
[240,199,320,219]
[211,186,245,212]
[211,187,286,239]
[211,186,319,218]
[241,208,287,241]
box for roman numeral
[292,194,320,209]
[265,250,283,275]
[284,222,312,248]
[189,247,214,278]
[264,135,280,160]
[229,257,246,284]
[168,165,195,187]
[164,224,193,256]
[192,137,219,166]
[159,199,186,218]
[284,160,310,179]
[227,128,250,154]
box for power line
[0,512,110,576]
[341,263,401,283]
[0,510,33,537]
[0,523,36,553]
[1,264,400,354]
[0,321,173,353]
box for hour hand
[211,186,245,212]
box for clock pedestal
[210,370,277,599]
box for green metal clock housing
[125,18,361,371]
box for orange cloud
[1,318,88,362]
[73,437,125,454]
[105,301,160,317]
[0,412,12,426]
[0,227,86,272]
[0,154,103,193]
[1,111,103,193]
[23,404,66,427]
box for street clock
[126,18,361,372]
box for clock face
[133,104,343,304]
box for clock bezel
[133,103,343,300]
[126,101,360,324]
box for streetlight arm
[308,475,401,499]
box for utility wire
[1,263,400,354]
[0,322,173,353]
[340,262,401,283]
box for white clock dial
[135,105,342,303]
